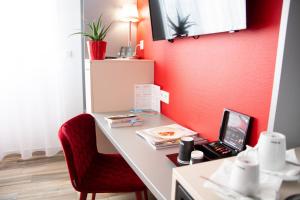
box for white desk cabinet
[171,148,300,200]
[85,59,154,112]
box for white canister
[190,150,204,164]
[229,153,259,196]
[258,131,286,171]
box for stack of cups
[229,131,287,196]
[258,131,286,171]
[177,137,194,165]
[229,152,259,196]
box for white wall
[268,0,300,149]
[83,0,137,57]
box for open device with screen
[198,109,252,160]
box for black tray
[166,145,211,167]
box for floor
[0,152,144,200]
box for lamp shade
[120,3,139,22]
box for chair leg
[135,191,143,200]
[143,189,148,200]
[91,193,96,200]
[79,192,88,200]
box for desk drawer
[175,182,194,200]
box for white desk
[93,112,178,200]
[94,112,300,200]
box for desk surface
[93,112,178,200]
[94,112,300,200]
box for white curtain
[0,0,83,160]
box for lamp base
[119,46,134,58]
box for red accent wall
[137,0,283,146]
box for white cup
[229,152,259,196]
[258,131,286,171]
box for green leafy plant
[72,15,112,41]
[167,12,195,38]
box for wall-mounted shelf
[84,59,154,113]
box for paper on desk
[203,160,282,200]
[134,84,161,113]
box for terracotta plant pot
[87,40,107,60]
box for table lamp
[120,3,139,58]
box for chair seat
[80,153,146,193]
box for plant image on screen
[167,12,195,38]
[149,0,247,41]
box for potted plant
[73,15,112,60]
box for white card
[134,84,161,112]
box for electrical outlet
[160,90,169,104]
[140,40,144,50]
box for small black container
[178,137,194,164]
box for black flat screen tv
[149,0,247,41]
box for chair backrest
[58,113,98,189]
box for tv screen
[149,0,247,41]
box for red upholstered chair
[58,113,147,200]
